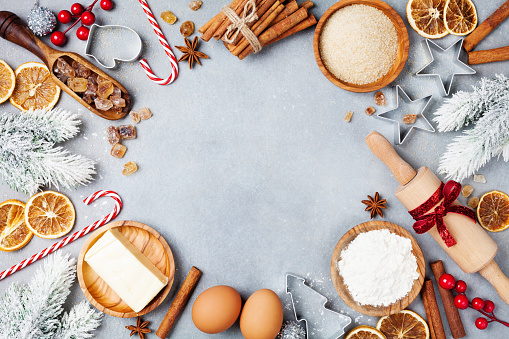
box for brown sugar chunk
[130,111,141,124]
[122,161,138,176]
[111,143,127,158]
[344,111,353,122]
[403,114,417,124]
[118,125,136,140]
[138,107,152,120]
[365,106,375,116]
[374,91,386,106]
[107,126,120,145]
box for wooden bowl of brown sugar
[313,0,409,93]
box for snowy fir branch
[432,74,509,181]
[0,253,103,339]
[438,94,509,181]
[0,108,95,195]
[434,74,509,132]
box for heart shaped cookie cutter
[85,24,142,69]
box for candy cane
[0,190,122,281]
[137,0,179,85]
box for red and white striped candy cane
[137,0,179,85]
[0,190,122,281]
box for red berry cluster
[51,0,114,46]
[439,273,509,330]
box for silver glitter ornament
[27,3,57,36]
[277,321,306,339]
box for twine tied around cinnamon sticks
[222,0,262,52]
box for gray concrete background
[1,0,509,338]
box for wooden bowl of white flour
[330,220,425,316]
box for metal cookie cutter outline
[85,24,142,69]
[286,273,351,339]
[376,85,434,145]
[416,38,476,96]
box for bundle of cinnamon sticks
[198,0,316,60]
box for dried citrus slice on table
[477,190,509,232]
[444,0,477,36]
[377,310,429,339]
[25,191,75,239]
[346,325,386,339]
[406,0,448,39]
[0,60,15,104]
[0,199,33,252]
[10,62,60,112]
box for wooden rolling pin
[365,131,509,304]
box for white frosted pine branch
[0,108,95,195]
[438,102,509,181]
[54,302,103,339]
[434,75,509,132]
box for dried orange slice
[25,191,75,239]
[346,326,386,339]
[477,190,509,232]
[406,0,448,39]
[0,60,15,104]
[444,0,477,36]
[0,199,33,252]
[10,62,60,112]
[377,310,429,339]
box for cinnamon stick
[156,267,202,338]
[431,261,466,339]
[271,0,298,25]
[230,1,284,56]
[223,0,276,44]
[266,13,316,46]
[463,0,509,52]
[213,0,266,40]
[468,46,509,65]
[239,6,308,59]
[299,0,314,10]
[199,15,220,34]
[201,0,245,41]
[421,279,447,339]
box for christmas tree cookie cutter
[286,273,351,339]
[85,24,142,69]
[376,85,434,145]
[416,38,476,96]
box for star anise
[125,317,151,339]
[362,192,387,219]
[175,36,209,69]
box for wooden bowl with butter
[77,220,175,318]
[313,0,409,93]
[330,220,425,316]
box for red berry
[81,11,96,26]
[483,300,495,313]
[51,31,66,46]
[100,0,114,10]
[76,26,89,40]
[475,317,489,330]
[71,3,84,15]
[454,294,469,310]
[454,280,467,293]
[58,10,72,24]
[472,297,485,310]
[439,273,456,290]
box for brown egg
[240,289,283,339]
[192,285,242,334]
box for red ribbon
[408,181,476,247]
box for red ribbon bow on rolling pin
[409,181,476,247]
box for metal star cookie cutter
[416,38,476,96]
[286,273,351,339]
[376,85,434,145]
[85,24,142,69]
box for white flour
[337,229,419,306]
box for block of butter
[84,228,168,312]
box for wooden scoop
[366,131,509,305]
[0,11,130,120]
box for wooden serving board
[77,220,175,318]
[330,220,425,317]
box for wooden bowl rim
[313,0,410,93]
[77,220,175,318]
[330,220,425,316]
